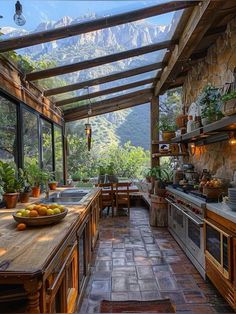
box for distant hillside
[2,12,181,150]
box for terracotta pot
[31,186,41,198]
[48,182,58,190]
[162,131,176,141]
[19,192,31,203]
[3,193,19,209]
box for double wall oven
[166,189,205,278]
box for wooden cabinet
[0,189,101,314]
[205,210,236,311]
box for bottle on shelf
[187,115,194,133]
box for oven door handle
[165,198,184,213]
[182,211,203,227]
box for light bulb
[14,13,26,26]
[14,1,26,26]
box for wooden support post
[150,96,159,167]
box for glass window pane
[54,125,64,184]
[41,119,53,171]
[0,95,17,165]
[22,109,39,166]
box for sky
[0,0,174,31]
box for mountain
[2,12,180,150]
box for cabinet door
[65,246,78,313]
[91,198,100,250]
[46,244,78,313]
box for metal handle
[47,243,76,294]
[182,210,203,226]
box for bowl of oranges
[13,203,68,226]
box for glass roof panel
[0,1,174,40]
[61,84,152,111]
[0,1,184,95]
[52,71,158,103]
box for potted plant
[0,161,20,209]
[72,170,82,182]
[221,90,236,116]
[26,162,49,197]
[198,85,224,126]
[158,115,176,141]
[106,162,118,183]
[150,166,172,197]
[47,172,58,190]
[18,168,32,203]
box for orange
[17,223,26,231]
[34,205,41,211]
[37,207,47,216]
[29,210,39,217]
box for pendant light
[84,87,92,151]
[14,1,26,26]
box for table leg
[24,280,42,313]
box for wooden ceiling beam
[0,1,199,53]
[64,94,151,122]
[44,62,162,96]
[56,78,153,107]
[155,0,224,95]
[64,88,152,117]
[26,40,174,81]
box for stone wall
[182,17,236,180]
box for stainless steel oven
[166,196,205,278]
[185,210,205,277]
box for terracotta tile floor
[79,207,235,313]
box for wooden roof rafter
[44,62,162,97]
[55,78,154,107]
[0,1,199,53]
[26,40,175,81]
[154,0,226,95]
[64,88,152,121]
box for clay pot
[3,193,19,209]
[31,186,41,198]
[48,182,58,190]
[162,131,176,141]
[19,192,31,203]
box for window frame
[0,88,65,184]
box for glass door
[205,220,232,279]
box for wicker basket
[202,187,223,198]
[222,98,236,116]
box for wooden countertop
[0,188,100,277]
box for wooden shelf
[152,153,188,158]
[152,140,172,145]
[171,114,236,145]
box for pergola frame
[0,0,235,167]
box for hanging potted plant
[0,161,20,209]
[158,115,176,141]
[198,84,224,126]
[18,168,32,203]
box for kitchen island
[0,188,101,313]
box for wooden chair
[115,182,130,217]
[96,183,114,217]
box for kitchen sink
[41,189,89,204]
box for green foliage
[222,91,236,102]
[198,85,223,122]
[25,161,50,187]
[0,161,20,193]
[158,115,176,132]
[18,168,31,193]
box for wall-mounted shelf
[151,140,172,145]
[171,114,236,145]
[152,153,188,158]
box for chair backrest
[115,182,130,196]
